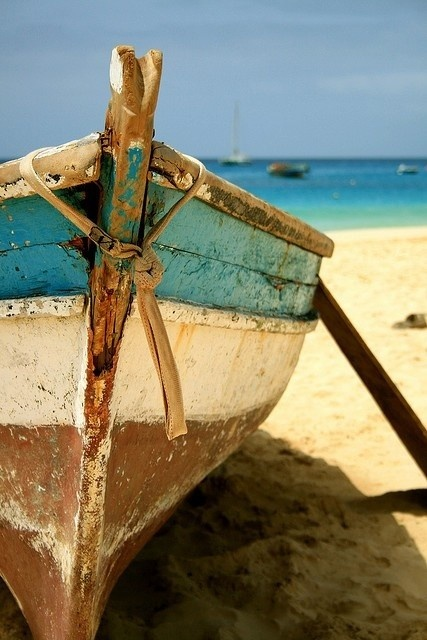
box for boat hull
[0,295,313,639]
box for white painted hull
[0,295,314,430]
[0,294,316,639]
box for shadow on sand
[1,430,426,639]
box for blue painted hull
[0,192,89,298]
[0,168,324,320]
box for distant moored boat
[267,161,310,178]
[396,163,419,175]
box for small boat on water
[267,161,310,178]
[396,163,419,175]
[218,102,252,165]
[0,45,333,640]
[219,150,252,166]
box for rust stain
[63,333,118,637]
[61,236,90,258]
[90,260,133,374]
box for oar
[314,278,427,480]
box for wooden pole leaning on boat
[314,278,427,480]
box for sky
[1,0,426,159]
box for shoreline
[326,224,427,241]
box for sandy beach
[1,226,426,639]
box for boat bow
[0,45,333,640]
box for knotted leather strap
[19,147,206,439]
[134,247,186,439]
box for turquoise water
[203,158,427,232]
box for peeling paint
[0,134,101,202]
[1,497,74,586]
[0,309,89,426]
[0,294,85,319]
[109,48,123,94]
[129,297,318,335]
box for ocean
[202,158,427,232]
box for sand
[1,227,426,639]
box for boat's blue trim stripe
[154,244,315,317]
[0,193,87,250]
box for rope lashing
[19,147,206,440]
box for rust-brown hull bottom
[0,401,276,639]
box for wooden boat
[0,46,333,639]
[267,161,310,178]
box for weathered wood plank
[0,190,91,298]
[314,279,427,479]
[0,191,89,250]
[66,47,163,636]
[154,245,317,318]
[90,46,163,372]
[0,178,319,312]
[146,182,322,285]
[0,244,88,299]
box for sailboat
[218,102,252,165]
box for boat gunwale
[0,134,102,201]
